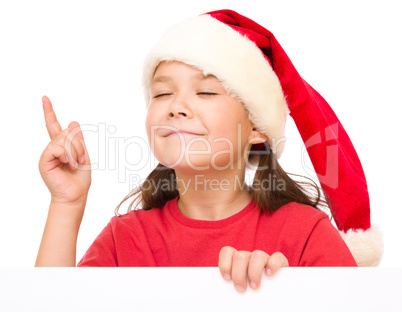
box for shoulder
[256,201,330,241]
[109,197,179,230]
[110,206,166,230]
[269,201,329,227]
[266,202,331,251]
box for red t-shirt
[77,196,357,267]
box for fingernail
[223,274,231,281]
[250,282,257,289]
[66,155,69,162]
[74,161,78,169]
[79,155,86,164]
[266,269,272,276]
[235,285,244,292]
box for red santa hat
[142,9,383,266]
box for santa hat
[142,9,383,266]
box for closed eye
[197,92,217,96]
[153,93,172,98]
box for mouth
[164,130,204,137]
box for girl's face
[145,61,265,173]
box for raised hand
[219,247,289,292]
[38,95,91,206]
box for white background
[0,0,400,267]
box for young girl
[36,9,382,292]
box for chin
[161,157,215,174]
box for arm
[35,199,86,267]
[36,95,91,266]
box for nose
[167,94,194,119]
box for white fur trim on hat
[142,14,290,158]
[339,224,384,267]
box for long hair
[114,141,331,216]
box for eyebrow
[152,76,171,84]
[198,73,217,80]
[152,73,218,84]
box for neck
[175,168,252,221]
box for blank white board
[0,268,401,311]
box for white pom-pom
[339,224,384,267]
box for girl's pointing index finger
[42,95,62,140]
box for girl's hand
[38,96,91,207]
[218,247,289,293]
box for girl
[35,9,382,292]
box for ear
[248,127,268,145]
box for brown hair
[114,141,332,216]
